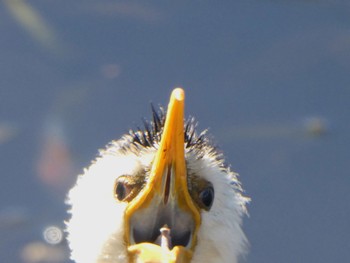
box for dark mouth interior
[133,226,191,249]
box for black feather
[113,105,225,167]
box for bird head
[66,88,249,263]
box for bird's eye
[199,186,214,211]
[114,176,133,202]
[115,181,128,201]
[114,175,145,202]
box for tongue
[155,225,172,250]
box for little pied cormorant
[66,88,249,263]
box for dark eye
[115,181,127,201]
[199,186,214,210]
[114,175,145,202]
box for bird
[66,88,249,263]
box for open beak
[125,88,201,262]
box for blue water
[1,1,349,262]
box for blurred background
[1,0,349,262]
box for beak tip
[172,88,185,102]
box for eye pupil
[115,182,126,201]
[199,186,214,210]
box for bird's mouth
[133,226,191,249]
[124,89,201,262]
[130,200,194,249]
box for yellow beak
[125,88,201,262]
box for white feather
[66,144,249,262]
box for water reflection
[217,116,329,142]
[4,0,62,54]
[0,122,19,144]
[21,240,67,263]
[36,120,75,197]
